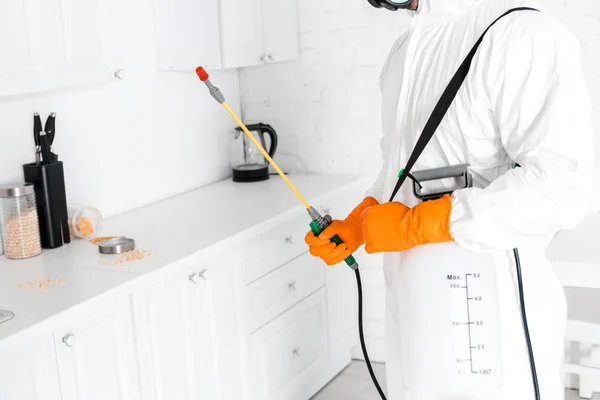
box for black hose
[355,268,387,400]
[513,248,541,400]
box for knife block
[23,162,70,249]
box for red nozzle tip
[196,66,209,82]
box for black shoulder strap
[388,7,539,202]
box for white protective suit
[366,0,594,399]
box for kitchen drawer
[246,253,325,332]
[249,289,328,400]
[241,215,310,284]
[240,201,344,285]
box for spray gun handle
[309,216,359,270]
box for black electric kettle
[230,123,278,182]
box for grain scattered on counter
[89,236,155,267]
[114,248,154,266]
[88,236,124,245]
[19,276,67,292]
[95,247,156,267]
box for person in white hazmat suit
[305,0,594,399]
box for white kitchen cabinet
[245,253,325,333]
[132,253,244,400]
[153,0,299,70]
[219,0,265,69]
[53,296,141,400]
[249,289,329,400]
[0,0,116,97]
[51,0,118,88]
[0,176,367,400]
[153,0,224,70]
[0,336,62,400]
[0,0,47,97]
[259,0,299,64]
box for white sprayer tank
[397,242,503,400]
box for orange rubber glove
[305,197,379,266]
[362,195,454,254]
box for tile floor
[312,361,387,400]
[312,361,598,400]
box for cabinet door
[132,257,245,400]
[220,0,264,68]
[249,289,329,400]
[0,0,51,97]
[51,0,117,88]
[260,0,299,64]
[0,0,115,97]
[54,296,141,400]
[153,0,223,71]
[132,266,217,400]
[0,336,61,400]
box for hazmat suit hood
[416,0,480,16]
[412,0,541,18]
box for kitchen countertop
[1,173,597,352]
[0,174,372,352]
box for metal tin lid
[98,238,135,255]
[0,183,35,198]
[0,310,15,324]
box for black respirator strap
[368,0,413,10]
[388,7,539,202]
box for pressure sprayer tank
[397,241,503,400]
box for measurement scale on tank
[450,272,494,376]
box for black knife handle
[34,113,42,147]
[45,113,56,145]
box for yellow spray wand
[196,66,358,270]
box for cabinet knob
[285,236,293,245]
[114,69,125,80]
[323,208,331,215]
[292,348,300,357]
[62,334,75,347]
[197,269,208,280]
[267,53,274,61]
[260,54,267,62]
[189,272,199,284]
[288,281,296,291]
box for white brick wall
[240,0,600,363]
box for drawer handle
[285,236,293,245]
[292,348,300,357]
[288,281,297,291]
[62,333,75,347]
[198,269,208,280]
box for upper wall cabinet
[0,0,117,97]
[153,0,299,71]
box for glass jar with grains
[68,206,103,239]
[0,183,42,259]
